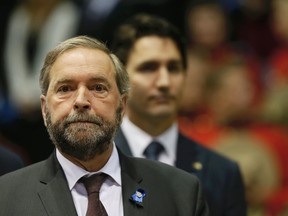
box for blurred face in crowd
[207,64,255,121]
[187,5,227,48]
[41,47,126,161]
[272,0,288,41]
[125,36,185,125]
[179,52,211,113]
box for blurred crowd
[0,0,288,215]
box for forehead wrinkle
[55,75,111,84]
[51,47,115,75]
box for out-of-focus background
[1,0,288,215]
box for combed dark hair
[111,13,187,69]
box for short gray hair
[39,35,129,96]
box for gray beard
[45,108,122,161]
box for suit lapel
[115,129,133,156]
[115,129,206,186]
[175,133,205,179]
[116,129,206,178]
[118,149,147,216]
[37,153,78,216]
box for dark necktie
[143,140,165,160]
[81,173,108,216]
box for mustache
[64,114,103,126]
[150,93,176,100]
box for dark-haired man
[112,13,247,216]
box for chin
[150,108,175,119]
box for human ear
[40,95,47,127]
[120,94,128,118]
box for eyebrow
[54,76,111,87]
[140,59,182,65]
[137,59,183,68]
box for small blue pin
[130,188,146,207]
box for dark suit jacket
[0,149,209,216]
[115,129,247,216]
[0,145,24,176]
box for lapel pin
[130,188,146,207]
[192,162,203,171]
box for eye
[90,83,109,98]
[138,62,158,73]
[168,62,183,74]
[57,85,71,93]
[93,84,107,92]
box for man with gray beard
[0,35,209,216]
[45,110,121,161]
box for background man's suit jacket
[0,145,24,176]
[0,149,209,216]
[115,129,247,216]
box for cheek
[129,84,149,106]
[130,76,150,96]
[171,75,185,94]
[127,84,147,109]
[91,96,120,118]
[47,99,73,123]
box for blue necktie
[143,140,164,160]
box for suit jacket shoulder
[176,133,247,216]
[176,133,240,173]
[0,145,24,175]
[0,153,77,216]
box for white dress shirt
[56,143,123,216]
[121,116,178,166]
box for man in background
[0,145,24,176]
[112,13,247,216]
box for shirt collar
[121,116,178,161]
[56,143,121,191]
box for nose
[156,67,170,88]
[73,87,91,111]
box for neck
[60,144,113,172]
[127,112,175,137]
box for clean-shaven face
[41,47,125,161]
[125,36,185,122]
